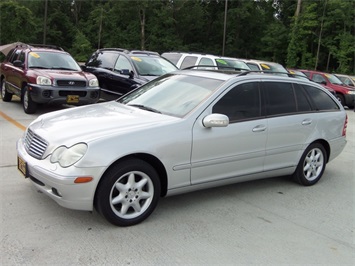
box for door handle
[252,125,267,132]
[302,119,312,125]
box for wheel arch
[309,139,330,163]
[94,153,168,204]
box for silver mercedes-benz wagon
[17,69,348,226]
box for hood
[29,101,178,145]
[32,69,91,81]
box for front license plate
[67,95,79,103]
[17,156,28,178]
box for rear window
[303,85,340,111]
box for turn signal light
[74,177,93,183]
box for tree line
[0,0,354,74]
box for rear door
[262,81,316,171]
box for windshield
[117,73,223,117]
[130,56,177,76]
[325,74,343,85]
[27,51,81,71]
[215,58,250,71]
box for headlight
[89,78,99,87]
[37,76,52,85]
[346,90,355,95]
[50,143,87,168]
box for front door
[191,81,267,185]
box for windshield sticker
[29,52,40,58]
[216,59,227,65]
[261,63,271,70]
[131,57,142,62]
[325,74,331,78]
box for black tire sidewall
[22,86,37,114]
[1,78,13,102]
[293,143,327,186]
[95,159,161,226]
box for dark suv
[0,44,100,114]
[82,48,178,101]
[300,70,355,108]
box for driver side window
[114,56,133,72]
[213,82,261,122]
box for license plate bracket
[18,156,28,178]
[67,95,79,103]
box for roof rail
[129,50,159,56]
[97,48,129,53]
[237,70,294,77]
[28,44,64,51]
[182,65,250,71]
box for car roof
[96,48,160,56]
[174,69,318,84]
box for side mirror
[13,60,24,68]
[203,114,229,128]
[120,69,134,78]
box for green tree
[0,0,38,44]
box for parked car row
[0,43,100,113]
[1,43,354,114]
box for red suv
[300,70,355,109]
[0,44,100,113]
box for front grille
[57,80,86,87]
[59,91,87,97]
[24,129,48,159]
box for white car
[17,69,348,226]
[162,52,250,71]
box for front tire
[293,143,327,186]
[1,78,13,102]
[22,86,37,114]
[95,159,161,226]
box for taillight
[342,114,348,136]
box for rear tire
[95,159,161,226]
[293,143,327,186]
[1,78,13,102]
[336,93,345,107]
[22,86,37,114]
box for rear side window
[180,56,198,69]
[161,53,181,65]
[213,82,261,122]
[264,82,297,115]
[303,85,340,111]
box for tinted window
[180,56,198,69]
[18,51,25,63]
[86,51,118,69]
[264,82,297,115]
[213,82,261,122]
[303,85,340,111]
[10,49,21,63]
[294,84,312,112]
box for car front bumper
[17,138,105,211]
[27,83,100,105]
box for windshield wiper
[50,67,78,71]
[128,104,161,114]
[28,66,48,69]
